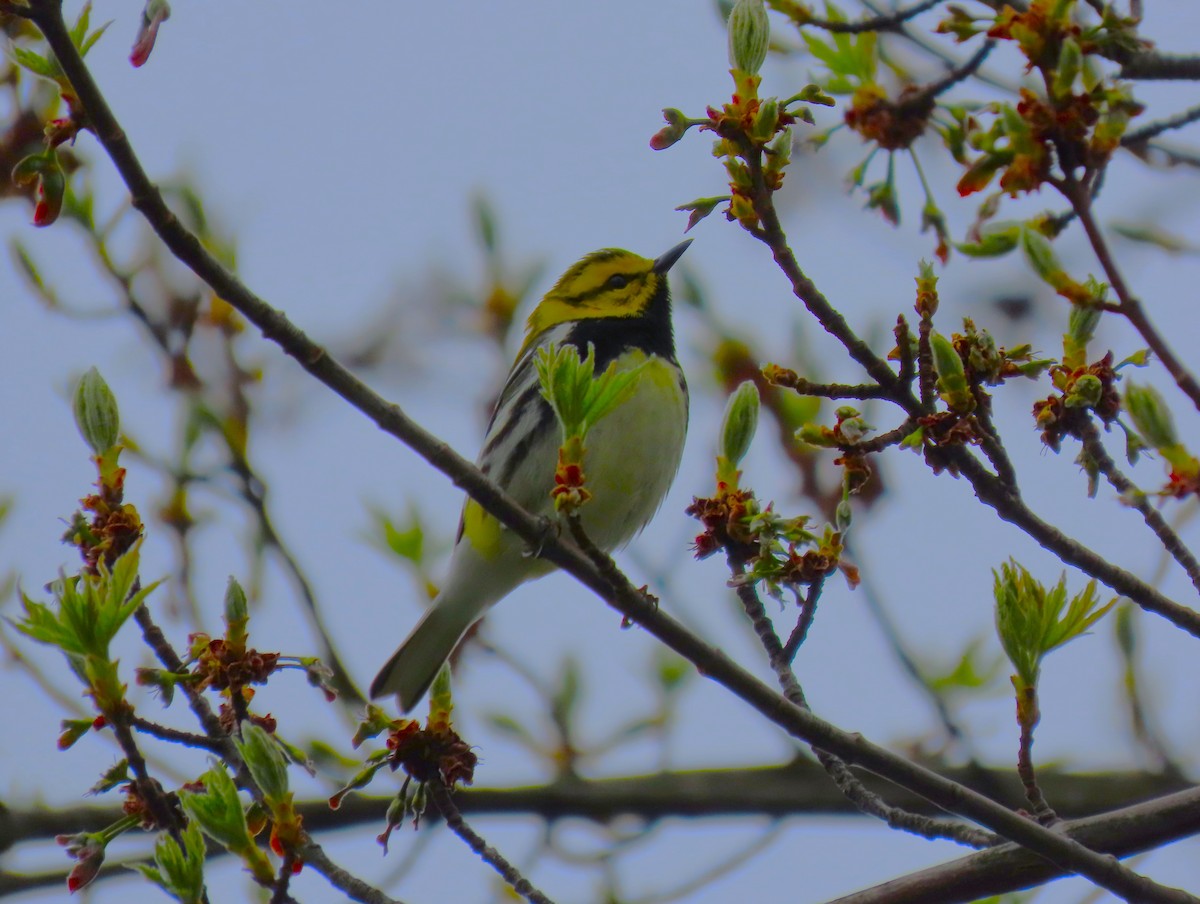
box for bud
[650,108,693,151]
[73,367,121,454]
[57,831,106,893]
[750,97,779,142]
[1019,226,1070,291]
[33,162,65,227]
[1124,382,1178,450]
[1065,304,1103,369]
[223,576,248,624]
[931,333,974,413]
[914,260,939,318]
[1053,36,1082,100]
[1064,373,1103,409]
[235,723,290,806]
[720,380,760,466]
[727,0,770,75]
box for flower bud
[33,163,65,227]
[720,380,760,466]
[73,367,121,454]
[727,0,770,75]
[1124,382,1177,450]
[58,832,106,893]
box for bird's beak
[653,239,693,274]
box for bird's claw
[523,515,559,559]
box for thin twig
[949,451,1200,639]
[1120,52,1200,81]
[792,0,948,34]
[729,557,997,849]
[428,781,556,904]
[269,849,299,904]
[302,841,406,904]
[130,716,226,752]
[1061,174,1200,415]
[1123,102,1200,147]
[1079,420,1200,597]
[782,578,823,662]
[918,39,997,101]
[1016,690,1059,826]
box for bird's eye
[606,274,628,289]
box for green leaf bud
[720,380,760,466]
[1019,226,1069,289]
[1124,382,1178,450]
[1053,36,1082,100]
[133,822,206,904]
[930,333,974,413]
[73,367,121,454]
[750,97,779,142]
[223,576,248,626]
[1064,373,1103,409]
[235,723,290,806]
[955,223,1021,258]
[728,0,770,75]
[179,765,253,853]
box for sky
[3,2,1200,902]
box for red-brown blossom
[385,718,477,789]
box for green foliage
[130,822,207,904]
[178,763,274,884]
[234,723,290,806]
[535,343,648,443]
[993,560,1115,691]
[15,542,158,661]
[800,15,877,93]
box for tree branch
[832,784,1200,904]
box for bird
[370,240,692,711]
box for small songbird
[370,240,692,711]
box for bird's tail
[369,592,483,712]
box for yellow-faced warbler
[370,240,692,710]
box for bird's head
[519,240,691,356]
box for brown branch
[1079,420,1200,597]
[782,577,823,662]
[301,841,406,904]
[728,558,997,849]
[1016,690,1058,826]
[831,784,1200,904]
[1119,52,1200,81]
[918,38,997,101]
[129,716,226,753]
[4,762,1191,846]
[1123,103,1200,147]
[428,781,555,904]
[950,452,1200,638]
[791,0,948,34]
[1062,175,1200,415]
[269,849,299,904]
